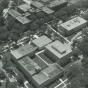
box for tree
[81,58,88,68]
[0,5,4,16]
[82,28,88,36]
[60,15,68,22]
[16,72,25,87]
[2,52,11,61]
[69,76,83,88]
[29,15,37,21]
[55,10,67,18]
[67,63,82,78]
[1,0,9,8]
[21,25,27,32]
[12,23,21,30]
[49,14,54,21]
[78,37,88,55]
[43,16,50,23]
[61,6,76,16]
[0,69,6,80]
[36,12,45,18]
[81,1,88,8]
[10,1,17,9]
[30,23,39,31]
[7,17,15,31]
[72,49,82,61]
[9,33,19,43]
[0,16,5,26]
[6,82,18,88]
[40,24,47,32]
[36,18,45,26]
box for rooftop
[17,4,31,12]
[60,16,87,31]
[45,40,72,58]
[41,0,50,3]
[48,0,67,8]
[8,9,21,18]
[31,1,44,8]
[32,35,52,49]
[11,44,37,60]
[33,71,49,85]
[22,12,31,17]
[43,63,64,79]
[18,56,41,76]
[41,6,54,14]
[32,63,64,85]
[23,0,32,6]
[16,16,31,24]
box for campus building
[8,9,21,18]
[41,6,54,15]
[40,0,51,5]
[8,9,31,25]
[48,0,67,11]
[11,44,38,62]
[17,4,31,14]
[44,40,72,66]
[32,35,52,50]
[23,0,32,6]
[18,56,64,88]
[59,16,87,36]
[32,62,64,88]
[30,1,44,9]
[16,16,31,25]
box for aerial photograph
[0,0,88,88]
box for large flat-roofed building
[32,63,65,88]
[18,56,41,79]
[16,16,31,25]
[59,16,87,36]
[8,9,21,18]
[32,35,52,50]
[41,0,51,5]
[23,0,32,6]
[11,44,38,61]
[48,0,67,11]
[17,4,31,14]
[44,40,72,65]
[30,1,44,9]
[41,6,54,15]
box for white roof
[60,17,87,31]
[32,35,52,49]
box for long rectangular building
[44,40,72,66]
[59,16,87,36]
[11,44,38,61]
[17,4,31,13]
[17,56,64,88]
[8,9,21,18]
[48,0,67,11]
[32,63,64,88]
[32,35,52,50]
[30,1,44,9]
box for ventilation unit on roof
[51,45,66,54]
[35,66,41,74]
